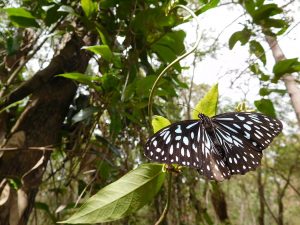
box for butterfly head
[198,113,212,129]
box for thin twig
[154,172,173,225]
[0,146,54,151]
[262,194,280,224]
[147,4,201,123]
[0,16,66,98]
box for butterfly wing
[144,120,230,181]
[212,112,282,174]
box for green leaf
[43,4,65,26]
[244,0,255,16]
[259,88,286,96]
[56,73,101,90]
[252,3,282,24]
[249,63,261,75]
[72,107,99,123]
[273,58,300,79]
[136,75,158,97]
[6,36,21,55]
[82,45,113,62]
[228,28,251,49]
[249,40,266,65]
[57,5,76,14]
[5,7,36,19]
[35,202,56,223]
[109,108,122,138]
[5,8,39,27]
[262,18,288,29]
[254,99,276,118]
[259,87,270,96]
[60,164,165,224]
[132,8,176,34]
[81,0,96,18]
[196,0,220,15]
[151,31,186,71]
[192,84,218,119]
[151,116,171,133]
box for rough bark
[257,169,265,225]
[264,35,300,126]
[210,182,231,224]
[0,32,97,225]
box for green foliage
[228,27,251,49]
[62,164,165,224]
[196,0,220,15]
[34,202,56,223]
[4,7,39,27]
[254,99,276,117]
[273,58,300,81]
[151,31,186,71]
[56,73,101,91]
[251,4,282,23]
[259,87,286,96]
[151,116,171,133]
[81,0,97,18]
[192,83,218,119]
[249,40,266,65]
[82,45,113,62]
[249,63,270,81]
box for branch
[154,172,172,225]
[0,16,66,99]
[148,4,201,122]
[262,194,280,224]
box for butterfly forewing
[212,112,282,151]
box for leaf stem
[154,172,173,225]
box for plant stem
[154,172,173,225]
[147,4,201,122]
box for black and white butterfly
[144,112,282,181]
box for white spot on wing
[236,115,245,120]
[183,136,189,145]
[181,147,185,156]
[175,125,182,133]
[243,124,251,131]
[186,122,198,129]
[170,145,174,155]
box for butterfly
[144,112,283,181]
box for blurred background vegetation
[0,0,299,224]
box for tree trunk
[210,182,231,225]
[0,32,97,225]
[264,35,300,126]
[257,169,265,225]
[277,195,284,225]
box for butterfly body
[144,112,282,181]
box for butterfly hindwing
[212,125,263,174]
